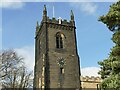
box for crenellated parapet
[80,76,102,83]
[47,18,74,30]
[36,17,75,37]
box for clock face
[57,57,65,67]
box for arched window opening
[60,67,64,74]
[56,32,64,49]
[56,36,59,48]
[60,37,63,48]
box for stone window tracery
[56,32,65,49]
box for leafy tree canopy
[99,1,120,31]
[98,1,120,89]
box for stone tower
[34,5,81,89]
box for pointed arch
[56,32,65,49]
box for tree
[0,50,33,89]
[98,1,120,89]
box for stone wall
[80,76,102,90]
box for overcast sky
[1,1,116,77]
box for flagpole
[53,6,55,17]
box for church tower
[34,5,81,89]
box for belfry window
[56,32,64,49]
[60,37,63,48]
[56,36,59,48]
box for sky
[1,1,117,77]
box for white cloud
[0,0,116,10]
[0,0,25,9]
[70,2,97,15]
[81,67,100,77]
[79,3,97,14]
[15,45,35,71]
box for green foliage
[99,1,120,31]
[98,1,120,89]
[112,30,120,45]
[101,74,120,90]
[98,59,112,79]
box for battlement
[46,17,73,26]
[80,76,102,83]
[35,16,75,38]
